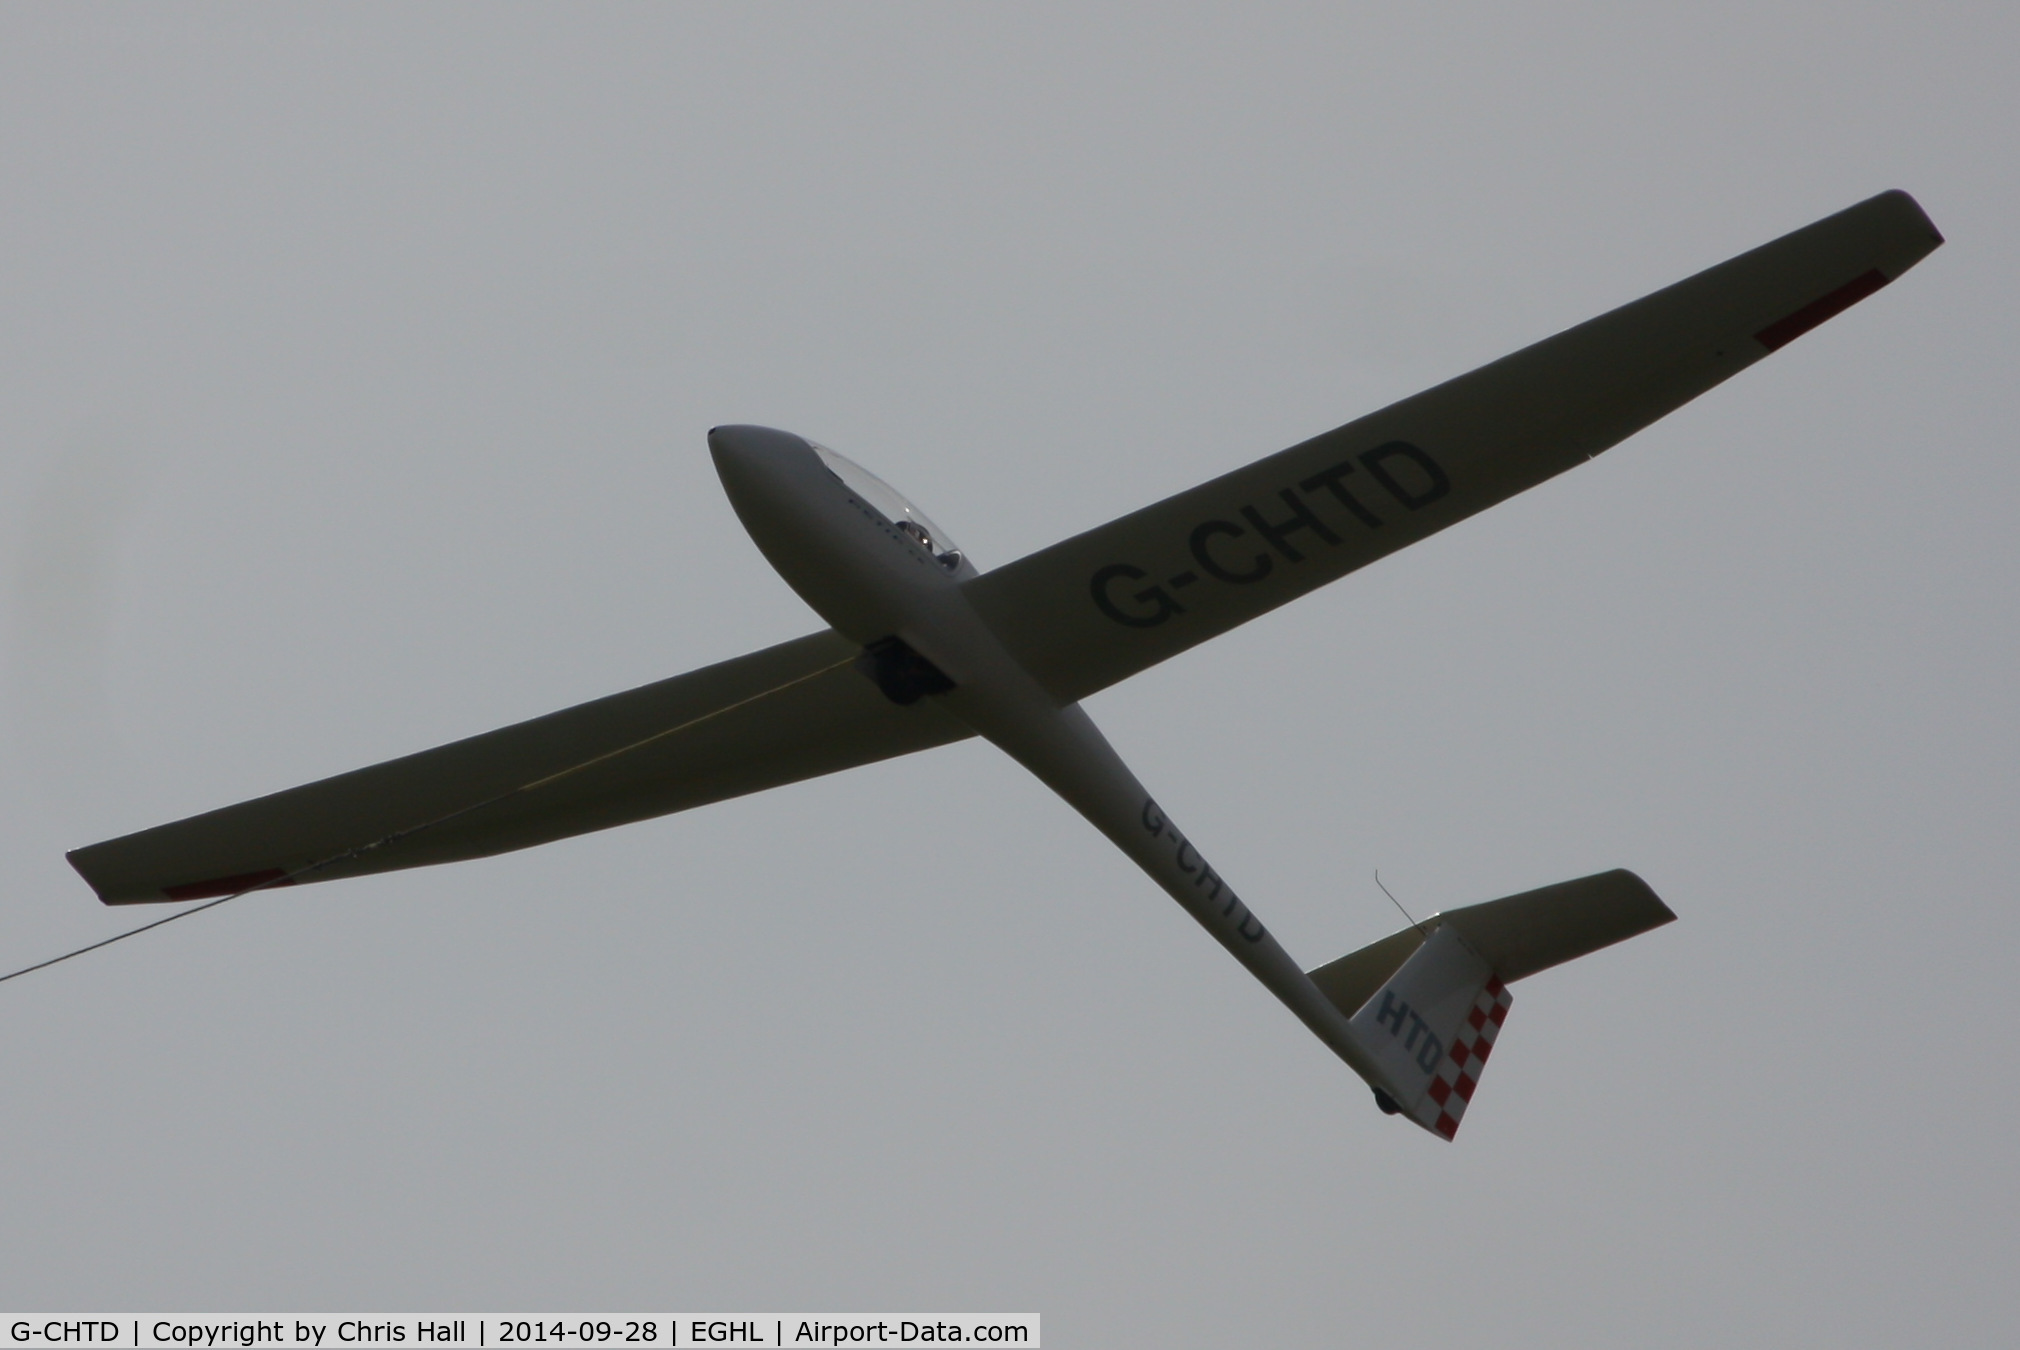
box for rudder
[1345,924,1511,1139]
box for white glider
[66,190,1942,1138]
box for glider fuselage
[708,420,1395,1090]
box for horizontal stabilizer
[1439,869,1676,981]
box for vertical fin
[1345,924,1512,1140]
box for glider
[64,190,1941,1138]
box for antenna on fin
[1375,869,1428,936]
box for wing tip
[65,844,293,906]
[1873,188,1943,248]
[64,846,120,906]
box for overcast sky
[1,5,2014,1344]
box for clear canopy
[809,441,972,576]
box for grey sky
[1,5,2013,1344]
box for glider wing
[68,631,972,904]
[961,189,1943,703]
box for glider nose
[705,423,746,460]
[709,423,829,539]
[709,424,823,519]
[709,423,786,496]
[708,423,807,472]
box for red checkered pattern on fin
[1421,977,1512,1140]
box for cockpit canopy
[810,441,974,577]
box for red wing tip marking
[161,868,294,902]
[1754,268,1892,352]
